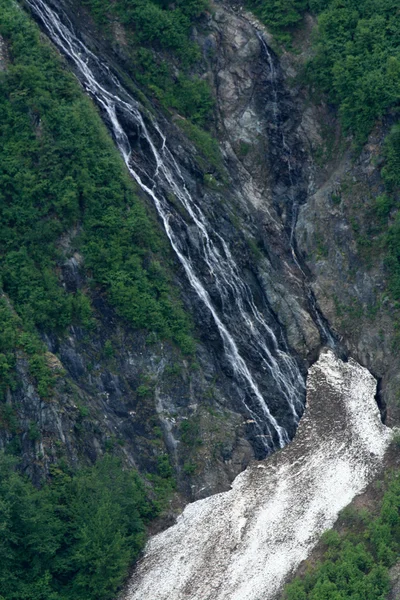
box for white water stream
[124,350,391,600]
[26,0,307,453]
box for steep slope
[0,0,265,496]
[1,0,400,597]
[1,0,332,497]
[2,0,398,511]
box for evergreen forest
[0,0,197,597]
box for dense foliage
[0,298,56,400]
[0,0,194,398]
[81,0,214,125]
[79,0,224,176]
[0,454,155,600]
[0,5,184,595]
[284,472,400,600]
[246,0,400,141]
[307,0,400,142]
[244,0,308,43]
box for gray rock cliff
[4,0,398,510]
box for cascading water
[259,34,337,349]
[26,0,307,455]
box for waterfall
[25,0,306,454]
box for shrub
[284,473,400,600]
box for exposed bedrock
[19,0,330,493]
[15,0,398,502]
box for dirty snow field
[124,350,392,600]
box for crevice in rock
[375,377,387,424]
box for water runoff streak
[27,0,306,453]
[259,34,336,349]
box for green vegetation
[81,0,214,124]
[346,126,400,309]
[245,1,400,143]
[377,126,400,301]
[248,1,400,319]
[177,119,224,175]
[284,471,400,600]
[180,417,203,447]
[0,297,57,399]
[83,0,208,52]
[0,453,158,600]
[0,0,194,393]
[146,452,176,513]
[133,48,214,127]
[306,0,400,143]
[245,0,308,43]
[382,125,400,192]
[80,0,224,174]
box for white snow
[123,350,392,600]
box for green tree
[0,453,155,600]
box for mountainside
[0,0,323,495]
[0,0,400,597]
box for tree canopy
[0,454,154,600]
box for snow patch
[124,350,392,600]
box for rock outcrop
[13,0,326,494]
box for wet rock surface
[199,3,322,357]
[10,0,399,507]
[123,350,391,600]
[15,0,330,494]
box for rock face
[199,4,322,357]
[296,127,400,424]
[11,0,399,503]
[123,350,392,600]
[15,0,329,493]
